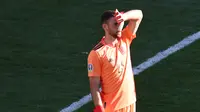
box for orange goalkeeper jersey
[88,26,137,111]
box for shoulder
[120,26,137,44]
[93,42,104,51]
[88,42,107,60]
[88,42,103,58]
[122,26,136,38]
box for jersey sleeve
[121,26,137,45]
[87,50,102,77]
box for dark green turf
[0,0,200,112]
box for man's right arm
[88,50,104,112]
[89,76,103,106]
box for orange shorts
[115,103,136,112]
[105,103,136,112]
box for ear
[102,23,108,31]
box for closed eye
[114,22,118,26]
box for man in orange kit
[87,9,143,112]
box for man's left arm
[115,9,143,44]
[123,10,143,35]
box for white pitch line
[60,31,200,112]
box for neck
[104,33,118,46]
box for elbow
[138,10,143,19]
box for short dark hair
[101,10,115,24]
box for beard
[110,32,118,38]
[109,31,122,38]
[108,29,118,38]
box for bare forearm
[123,10,143,21]
[122,9,143,34]
[91,88,103,106]
[89,77,103,106]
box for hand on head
[114,9,125,24]
[115,9,125,37]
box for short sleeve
[121,26,136,45]
[87,50,102,77]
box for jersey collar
[100,36,121,47]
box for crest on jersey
[88,64,93,72]
[108,57,115,67]
[108,58,113,63]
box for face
[103,17,121,38]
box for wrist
[93,105,105,112]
